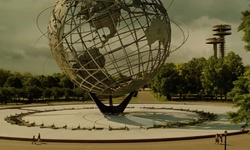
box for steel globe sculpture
[48,0,171,113]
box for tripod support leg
[89,91,135,114]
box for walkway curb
[0,130,248,143]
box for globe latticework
[48,0,171,96]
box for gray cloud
[0,0,57,74]
[167,0,249,24]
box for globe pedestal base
[89,91,136,114]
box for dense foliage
[228,67,250,129]
[150,52,245,101]
[228,7,250,129]
[238,8,250,52]
[0,71,89,104]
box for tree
[0,68,12,87]
[228,7,250,129]
[238,9,250,51]
[15,88,26,101]
[25,86,42,103]
[59,74,74,89]
[39,75,59,88]
[73,87,88,101]
[223,52,245,97]
[4,76,23,88]
[0,87,14,104]
[23,76,42,87]
[228,67,250,128]
[179,57,206,98]
[201,53,244,100]
[200,57,220,99]
[51,87,64,100]
[43,88,53,100]
[151,63,181,100]
[64,88,74,100]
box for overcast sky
[0,0,250,75]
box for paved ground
[0,133,249,150]
[0,91,249,149]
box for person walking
[37,133,41,144]
[215,133,219,144]
[32,135,35,144]
[219,134,223,144]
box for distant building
[206,24,231,58]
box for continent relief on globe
[145,17,170,48]
[72,48,113,91]
[77,1,121,46]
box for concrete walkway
[0,133,249,150]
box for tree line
[0,71,89,104]
[0,51,246,104]
[150,51,245,101]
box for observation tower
[206,24,231,58]
[206,37,224,58]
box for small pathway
[136,90,157,104]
